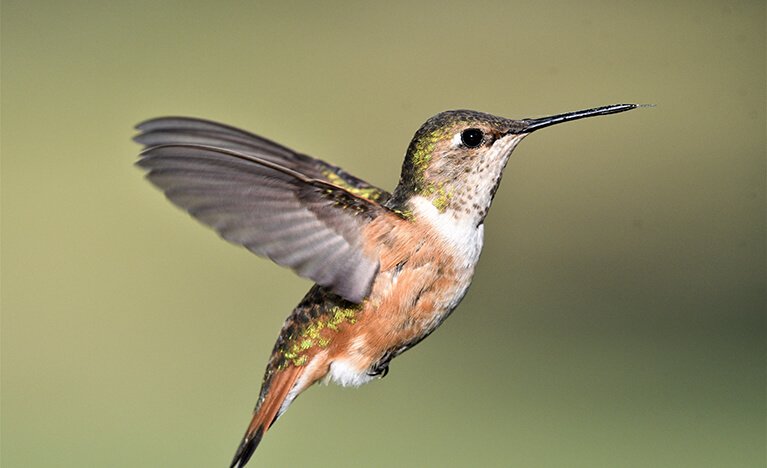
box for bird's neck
[389,169,504,229]
[403,195,486,269]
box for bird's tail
[229,367,303,468]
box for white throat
[410,196,485,269]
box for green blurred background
[2,1,764,467]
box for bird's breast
[354,198,485,360]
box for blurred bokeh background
[2,1,764,467]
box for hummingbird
[134,103,639,467]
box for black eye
[460,128,484,148]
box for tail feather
[229,368,303,468]
[229,425,264,468]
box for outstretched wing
[134,117,391,203]
[135,142,394,303]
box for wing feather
[136,142,394,303]
[135,116,391,203]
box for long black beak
[519,104,640,133]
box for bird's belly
[320,260,476,390]
[327,253,477,386]
[324,358,378,387]
[386,260,476,344]
[325,209,484,387]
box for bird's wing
[134,117,391,203]
[136,142,399,303]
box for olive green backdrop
[2,1,764,467]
